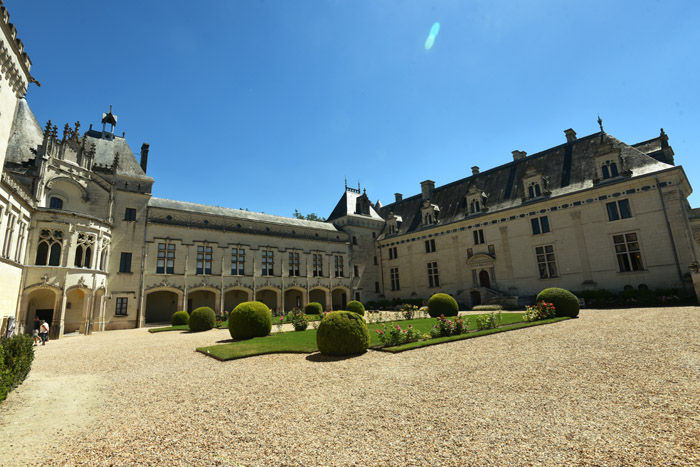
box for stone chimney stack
[512,150,527,161]
[394,193,403,203]
[564,128,577,142]
[140,143,150,174]
[420,180,435,200]
[471,166,479,175]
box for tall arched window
[36,229,63,266]
[602,161,619,180]
[49,243,61,266]
[84,247,92,269]
[74,245,83,267]
[35,242,49,265]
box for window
[352,236,358,245]
[115,297,128,316]
[157,243,175,274]
[373,256,377,265]
[388,246,398,259]
[424,213,434,225]
[119,252,132,273]
[531,216,551,235]
[49,197,63,209]
[231,248,245,275]
[124,208,137,221]
[196,245,213,275]
[334,255,344,277]
[425,239,436,253]
[602,161,619,180]
[473,229,484,245]
[74,233,95,268]
[289,251,300,276]
[527,182,542,198]
[467,248,473,258]
[375,281,380,293]
[354,265,359,277]
[535,245,558,279]
[614,232,643,272]
[390,267,400,290]
[470,198,481,214]
[14,222,26,262]
[312,253,323,277]
[488,244,495,256]
[606,199,632,221]
[262,250,274,276]
[427,261,440,288]
[389,224,397,234]
[35,229,63,266]
[2,213,15,258]
[355,292,361,301]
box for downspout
[655,176,684,284]
[136,205,149,328]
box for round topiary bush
[229,301,272,340]
[189,307,216,332]
[316,311,370,356]
[345,300,365,316]
[427,293,459,317]
[304,302,323,315]
[536,288,580,318]
[171,310,189,326]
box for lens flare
[425,22,440,50]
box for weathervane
[597,114,604,133]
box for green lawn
[148,324,190,333]
[197,312,554,361]
[150,314,322,333]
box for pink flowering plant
[287,311,309,331]
[376,322,422,346]
[429,314,468,338]
[523,301,556,322]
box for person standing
[32,316,41,346]
[39,320,50,346]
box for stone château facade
[0,2,698,340]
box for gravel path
[1,307,699,466]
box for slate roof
[376,131,675,236]
[149,197,340,232]
[83,129,150,180]
[5,98,43,164]
[327,189,383,222]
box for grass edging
[148,325,190,333]
[376,317,571,353]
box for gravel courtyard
[1,308,699,466]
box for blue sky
[7,0,700,217]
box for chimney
[140,143,150,174]
[564,128,577,142]
[420,180,435,200]
[471,166,479,175]
[394,193,403,203]
[512,150,527,161]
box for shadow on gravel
[305,352,366,363]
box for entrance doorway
[479,270,491,288]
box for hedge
[1,334,34,403]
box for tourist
[39,320,49,346]
[32,316,41,346]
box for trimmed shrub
[1,334,35,402]
[345,300,365,316]
[304,302,323,315]
[427,293,459,317]
[189,307,216,332]
[229,301,272,340]
[171,310,189,326]
[316,311,370,356]
[536,288,580,318]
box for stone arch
[255,287,281,312]
[45,176,89,203]
[284,287,305,312]
[145,288,183,324]
[64,288,88,334]
[331,286,350,310]
[21,287,59,338]
[224,287,252,312]
[309,287,329,311]
[187,287,219,313]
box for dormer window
[527,182,542,198]
[386,212,402,235]
[466,187,488,215]
[522,169,548,201]
[420,201,440,227]
[470,199,480,214]
[601,160,619,179]
[49,197,63,209]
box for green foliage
[316,311,370,356]
[475,311,502,330]
[537,288,580,318]
[524,301,557,322]
[375,322,422,346]
[188,307,216,332]
[427,293,459,317]
[429,315,469,338]
[229,301,272,340]
[345,300,365,316]
[366,297,423,311]
[304,302,323,315]
[170,310,189,326]
[401,303,419,320]
[472,304,503,311]
[0,334,35,402]
[292,209,326,222]
[287,311,308,331]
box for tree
[293,209,326,222]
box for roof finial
[344,177,347,191]
[597,114,604,133]
[357,181,361,192]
